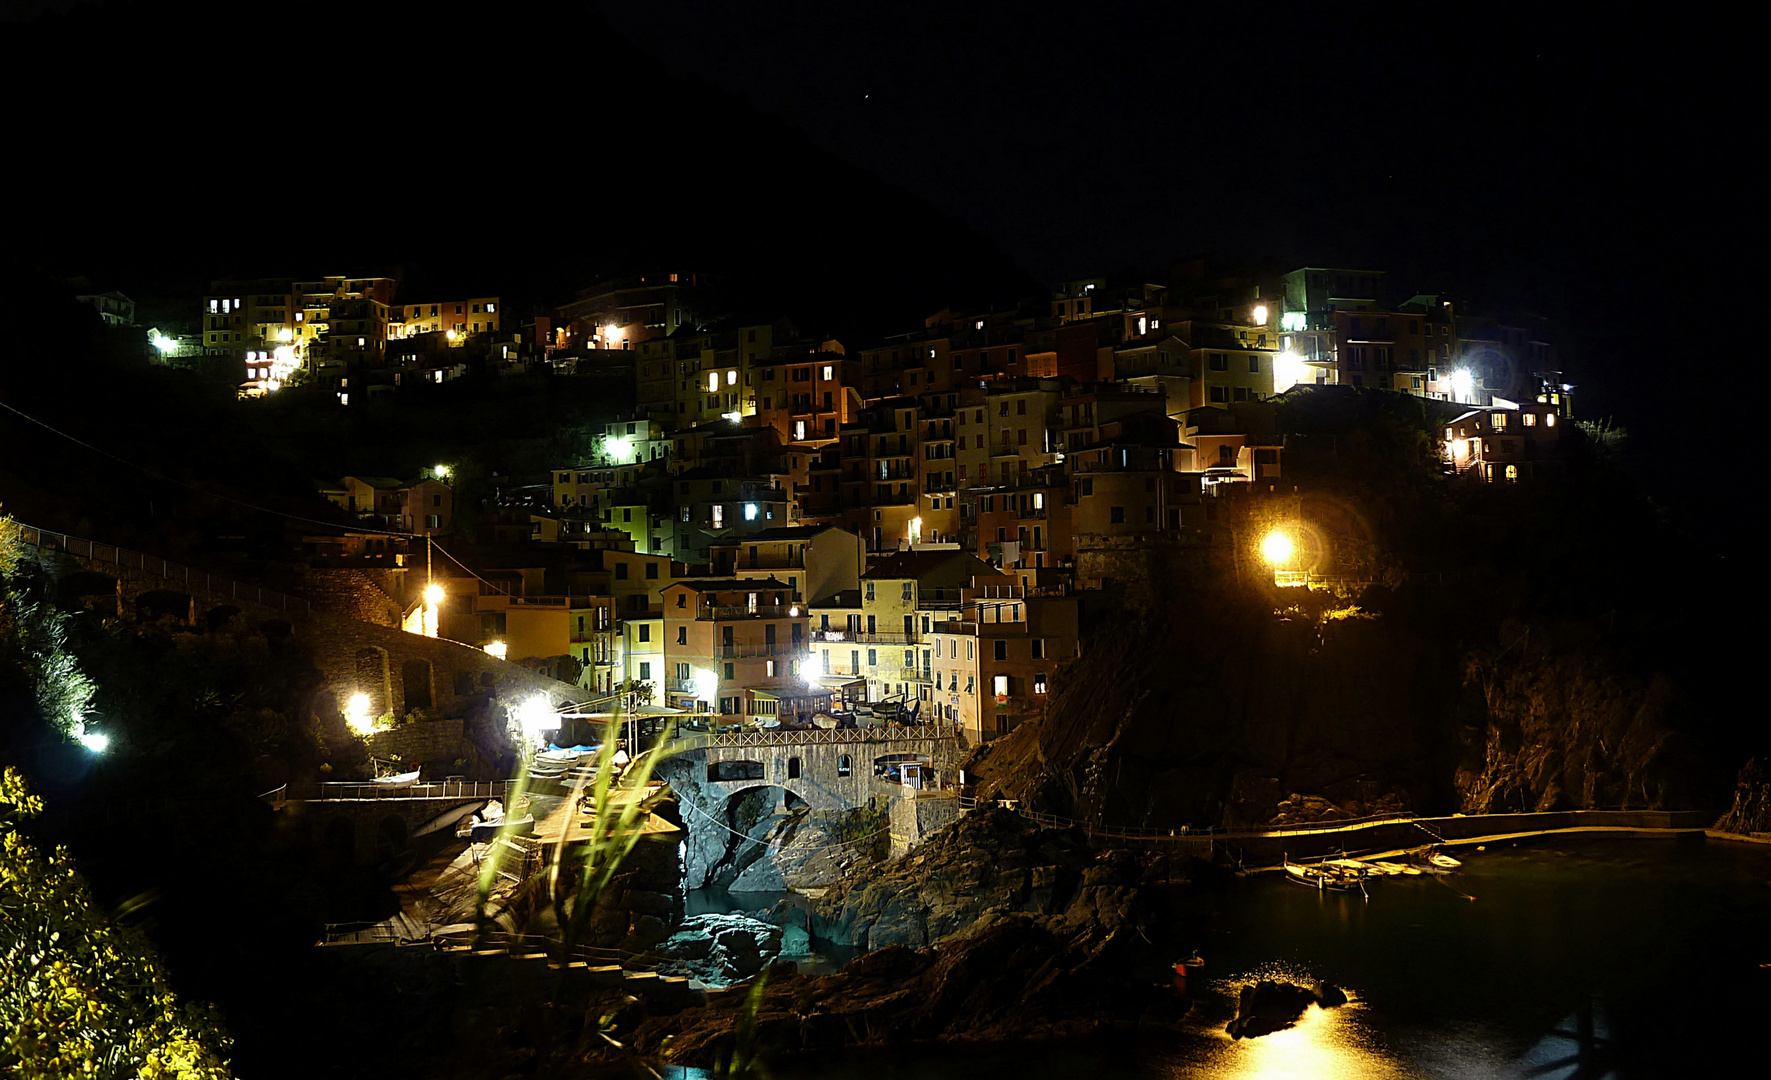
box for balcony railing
[699,603,797,621]
[811,629,915,645]
[710,643,808,659]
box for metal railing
[291,778,518,801]
[17,523,311,614]
[677,724,961,749]
[811,629,916,645]
[699,604,795,621]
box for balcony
[711,643,808,660]
[698,603,797,621]
[811,629,915,645]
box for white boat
[1373,861,1420,876]
[1284,858,1367,892]
[372,770,420,787]
[1428,852,1462,869]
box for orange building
[661,579,809,717]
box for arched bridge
[680,726,963,811]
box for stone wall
[299,610,582,721]
[1073,532,1229,611]
[304,568,406,626]
[888,793,962,857]
[366,721,481,772]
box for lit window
[727,370,737,386]
[744,503,758,521]
[992,675,1008,697]
[485,302,495,312]
[822,364,834,381]
[1545,414,1556,427]
[707,372,719,392]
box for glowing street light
[1273,349,1311,394]
[1251,304,1269,326]
[73,717,109,753]
[515,693,558,744]
[1259,530,1294,568]
[605,436,633,463]
[422,583,444,638]
[483,640,508,659]
[691,667,719,707]
[344,692,375,735]
[1450,368,1474,403]
[603,324,624,345]
[151,334,178,354]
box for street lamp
[344,692,375,734]
[422,583,444,638]
[1259,530,1294,568]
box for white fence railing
[19,523,310,614]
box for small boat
[1373,861,1420,876]
[1284,859,1367,892]
[812,713,838,729]
[372,770,420,787]
[1428,852,1462,870]
[469,814,533,843]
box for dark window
[1110,506,1125,523]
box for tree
[0,768,233,1078]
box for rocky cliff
[633,808,1205,1064]
[970,582,1731,830]
[790,806,1210,951]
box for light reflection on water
[749,840,1771,1080]
[1184,1001,1411,1080]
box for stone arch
[400,658,433,712]
[58,569,118,613]
[787,755,801,780]
[323,817,356,862]
[204,604,242,631]
[373,815,408,863]
[709,759,766,782]
[354,647,391,717]
[837,754,852,777]
[135,588,193,623]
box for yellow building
[807,549,1004,706]
[930,577,1079,742]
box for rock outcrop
[791,806,1212,951]
[1225,979,1346,1040]
[1714,759,1771,835]
[654,913,784,986]
[632,912,1193,1065]
[970,590,1731,831]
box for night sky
[1,1,1744,463]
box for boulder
[1225,979,1345,1040]
[654,913,783,987]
